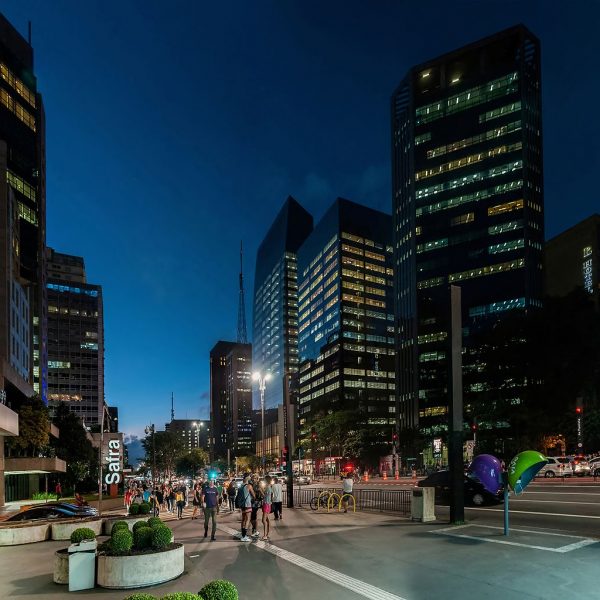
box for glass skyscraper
[252,196,313,409]
[391,26,544,456]
[297,198,395,454]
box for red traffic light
[576,407,583,414]
[471,423,478,431]
[311,432,317,440]
[392,433,398,441]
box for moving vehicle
[537,457,572,478]
[418,470,503,506]
[5,502,98,522]
[570,457,591,477]
[267,470,287,482]
[294,474,311,485]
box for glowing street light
[253,372,271,473]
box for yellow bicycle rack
[338,493,356,512]
[326,492,341,512]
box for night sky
[2,1,598,442]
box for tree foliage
[176,448,209,476]
[142,430,186,479]
[5,395,50,456]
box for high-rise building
[0,13,47,404]
[46,248,105,426]
[545,214,600,308]
[252,196,313,409]
[165,419,210,452]
[391,25,544,454]
[209,341,252,459]
[297,198,395,456]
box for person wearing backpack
[249,474,263,539]
[175,487,185,519]
[234,476,255,542]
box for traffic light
[282,446,289,464]
[311,431,317,441]
[576,407,583,414]
[392,432,398,442]
[470,418,478,432]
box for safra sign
[104,439,122,485]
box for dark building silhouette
[209,341,252,459]
[165,419,210,452]
[297,198,395,456]
[545,215,600,308]
[391,25,544,459]
[252,196,313,409]
[46,248,104,426]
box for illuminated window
[448,259,525,282]
[479,101,521,123]
[418,331,448,344]
[416,238,448,253]
[417,277,445,289]
[0,62,36,107]
[0,88,36,131]
[419,351,446,362]
[7,170,36,202]
[488,220,523,235]
[488,199,523,216]
[415,132,431,146]
[451,212,474,226]
[488,239,524,254]
[469,297,525,317]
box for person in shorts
[271,477,283,520]
[342,472,354,513]
[236,476,255,542]
[261,475,273,541]
[249,474,263,539]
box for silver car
[571,458,591,476]
[537,457,572,478]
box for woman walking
[261,476,273,541]
[227,479,236,512]
[192,483,201,520]
[175,487,185,519]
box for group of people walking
[124,482,188,518]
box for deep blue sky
[2,1,598,441]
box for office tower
[165,419,210,452]
[391,25,544,456]
[545,214,599,308]
[46,248,105,426]
[252,196,313,409]
[297,198,395,457]
[209,341,252,459]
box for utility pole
[284,373,294,508]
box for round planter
[102,515,148,535]
[53,549,69,584]
[51,518,103,541]
[97,544,184,589]
[0,522,50,546]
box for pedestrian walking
[227,479,236,512]
[150,487,160,516]
[234,476,255,542]
[202,479,219,541]
[249,475,263,539]
[169,487,176,513]
[342,472,354,513]
[124,487,132,514]
[175,487,185,519]
[156,487,164,512]
[261,476,273,541]
[192,483,202,520]
[272,477,283,520]
[55,481,62,501]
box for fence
[282,486,411,515]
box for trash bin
[68,538,97,591]
[411,486,436,522]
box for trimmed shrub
[123,594,158,600]
[151,524,172,550]
[147,516,162,528]
[111,521,130,535]
[70,527,96,543]
[132,520,149,532]
[161,594,201,600]
[128,503,140,515]
[133,525,153,550]
[138,502,151,515]
[110,528,133,555]
[198,580,238,600]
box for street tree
[176,447,209,476]
[5,395,50,457]
[142,430,186,480]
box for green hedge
[128,503,140,515]
[147,516,162,528]
[132,520,149,532]
[151,525,172,550]
[139,502,151,515]
[111,521,130,535]
[123,594,157,600]
[70,527,97,543]
[110,528,133,555]
[133,526,153,550]
[161,594,201,600]
[198,580,238,600]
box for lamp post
[98,407,106,516]
[145,424,156,486]
[252,371,271,474]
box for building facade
[46,248,105,426]
[297,199,396,459]
[545,214,600,307]
[165,419,210,452]
[252,196,313,409]
[391,25,544,455]
[209,341,253,459]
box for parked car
[418,470,503,506]
[5,502,98,522]
[571,457,591,477]
[537,457,572,478]
[294,474,311,485]
[267,470,287,482]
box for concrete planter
[0,522,50,546]
[53,549,69,584]
[51,518,103,541]
[102,516,148,535]
[97,543,184,589]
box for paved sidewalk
[0,505,598,599]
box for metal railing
[283,486,411,515]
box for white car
[537,457,572,478]
[267,470,287,482]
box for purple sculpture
[469,454,503,495]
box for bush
[138,502,151,515]
[151,524,172,550]
[70,527,96,543]
[128,503,140,515]
[111,521,130,535]
[32,491,58,501]
[123,594,157,600]
[132,520,149,532]
[161,594,200,600]
[110,528,133,555]
[198,580,238,600]
[147,516,162,528]
[133,526,153,550]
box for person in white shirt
[342,473,354,513]
[272,478,283,520]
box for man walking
[342,472,354,513]
[55,481,62,501]
[272,477,283,520]
[202,479,219,541]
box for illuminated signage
[104,439,122,485]
[583,246,593,294]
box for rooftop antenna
[171,392,175,422]
[237,240,248,344]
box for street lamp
[145,424,156,486]
[252,371,271,474]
